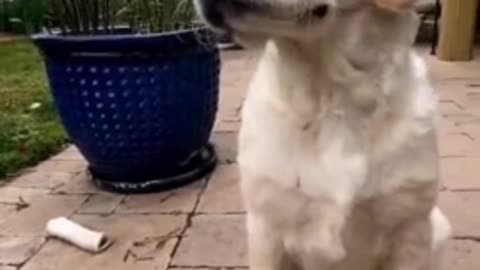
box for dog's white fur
[195,0,451,269]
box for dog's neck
[272,7,419,79]
[262,8,420,117]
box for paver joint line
[453,236,480,242]
[167,176,211,268]
[170,266,249,269]
[194,212,247,216]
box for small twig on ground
[123,249,138,262]
[16,196,30,211]
[132,227,182,249]
[0,196,31,211]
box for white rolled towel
[46,217,112,253]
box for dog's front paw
[301,212,346,263]
[306,224,346,262]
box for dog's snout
[197,0,258,30]
[196,0,225,29]
[312,4,329,19]
[195,0,335,39]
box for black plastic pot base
[89,144,217,194]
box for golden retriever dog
[194,0,451,269]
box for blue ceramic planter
[32,29,220,193]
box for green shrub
[0,0,47,34]
[45,0,196,34]
[1,0,196,35]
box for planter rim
[31,27,210,41]
[31,27,217,56]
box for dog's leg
[247,214,290,270]
[429,207,451,269]
[380,217,432,270]
[242,173,350,267]
[300,202,348,264]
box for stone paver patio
[1,47,480,270]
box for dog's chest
[239,47,438,207]
[240,100,370,205]
[295,117,368,204]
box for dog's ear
[372,0,417,12]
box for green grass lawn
[0,40,67,179]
